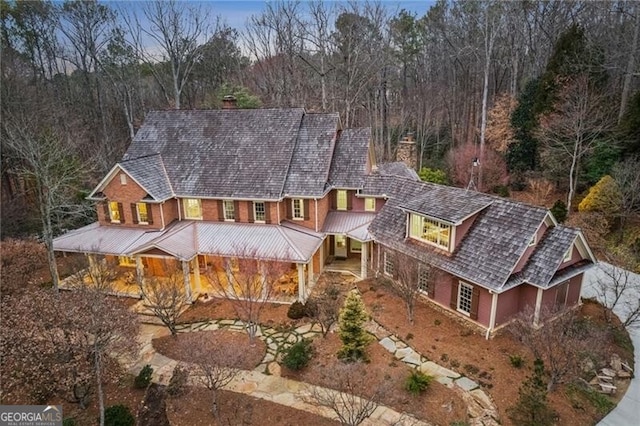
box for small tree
[418,167,448,185]
[388,251,432,324]
[507,359,556,426]
[447,143,508,192]
[306,279,342,337]
[305,364,387,426]
[139,271,189,336]
[578,175,621,216]
[594,258,640,328]
[337,290,373,362]
[207,249,290,342]
[550,200,568,223]
[510,306,606,392]
[187,336,246,419]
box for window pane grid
[137,203,148,223]
[223,200,235,220]
[365,198,375,211]
[254,202,265,221]
[409,214,450,250]
[109,202,120,222]
[458,283,473,314]
[384,252,394,275]
[418,269,429,292]
[337,190,347,210]
[184,199,202,219]
[293,199,303,219]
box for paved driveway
[582,263,640,425]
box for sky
[107,1,436,32]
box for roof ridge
[277,226,305,260]
[279,110,307,198]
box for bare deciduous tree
[510,306,606,392]
[139,270,189,336]
[206,250,290,342]
[187,337,246,419]
[386,250,433,324]
[593,260,640,328]
[306,277,342,337]
[304,364,388,426]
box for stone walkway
[127,318,499,426]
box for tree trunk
[95,342,105,426]
[566,139,580,214]
[619,7,639,123]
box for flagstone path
[127,318,499,425]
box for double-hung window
[418,268,430,293]
[383,252,394,276]
[254,201,266,222]
[136,203,149,224]
[183,198,202,219]
[457,282,473,315]
[292,199,304,220]
[364,198,376,212]
[223,200,235,221]
[336,190,347,210]
[109,201,121,223]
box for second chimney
[222,95,238,110]
[396,132,417,170]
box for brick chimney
[396,132,417,170]
[222,95,237,109]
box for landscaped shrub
[103,404,135,426]
[134,364,153,389]
[510,354,525,368]
[282,339,313,370]
[550,200,568,223]
[405,370,433,395]
[62,419,76,426]
[337,291,373,362]
[287,301,306,320]
[508,359,556,426]
[492,185,510,197]
[167,365,188,397]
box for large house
[53,102,596,336]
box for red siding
[566,274,583,306]
[476,286,492,327]
[518,284,538,312]
[495,286,520,327]
[559,243,583,268]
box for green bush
[419,167,449,185]
[282,339,313,370]
[510,354,525,368]
[134,364,153,389]
[287,301,306,320]
[62,419,76,426]
[405,370,433,396]
[103,405,135,426]
[167,365,188,397]
[492,185,510,197]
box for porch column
[260,264,268,300]
[135,256,144,292]
[192,258,202,294]
[360,242,368,279]
[87,254,97,279]
[319,243,325,272]
[297,263,306,302]
[533,287,544,327]
[486,291,499,339]
[308,257,314,285]
[182,260,193,303]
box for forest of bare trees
[2,0,639,246]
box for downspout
[315,198,318,232]
[277,200,281,224]
[160,201,166,230]
[486,291,498,340]
[177,198,182,221]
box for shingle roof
[119,154,173,200]
[124,109,308,199]
[365,175,550,291]
[375,162,420,180]
[283,113,339,197]
[328,128,371,189]
[399,188,493,224]
[520,226,580,288]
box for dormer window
[184,198,202,219]
[409,214,451,251]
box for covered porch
[322,211,375,280]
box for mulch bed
[166,387,340,426]
[137,384,170,426]
[152,330,266,370]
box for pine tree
[508,359,556,426]
[337,290,373,362]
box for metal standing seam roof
[322,211,376,241]
[52,222,167,255]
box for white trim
[222,200,235,221]
[383,251,394,276]
[488,292,498,332]
[533,287,544,326]
[253,201,266,223]
[457,281,473,316]
[292,198,304,220]
[183,198,203,220]
[364,197,376,212]
[563,245,573,262]
[336,190,348,211]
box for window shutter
[427,279,436,299]
[347,191,353,210]
[286,200,293,219]
[234,201,240,222]
[470,287,480,320]
[131,204,139,224]
[118,203,125,224]
[102,202,110,221]
[329,236,335,255]
[304,199,310,220]
[331,192,337,209]
[450,281,459,309]
[217,200,225,221]
[265,203,271,224]
[147,204,154,225]
[248,201,254,223]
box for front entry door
[335,235,347,258]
